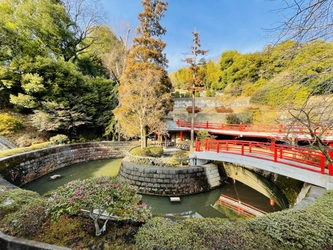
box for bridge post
[270,140,275,151]
[320,154,325,174]
[274,148,278,162]
[328,143,333,176]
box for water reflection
[143,178,283,219]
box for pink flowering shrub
[47,176,151,236]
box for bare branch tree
[275,0,333,43]
[184,28,208,147]
[62,0,106,61]
[102,21,132,84]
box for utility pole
[185,28,208,148]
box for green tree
[169,67,192,89]
[114,0,173,148]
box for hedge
[135,191,333,250]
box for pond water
[22,158,284,219]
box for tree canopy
[0,0,119,139]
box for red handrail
[219,194,267,216]
[176,120,333,136]
[196,139,331,176]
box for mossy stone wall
[0,142,139,186]
[118,158,222,196]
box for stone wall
[0,141,139,186]
[118,158,221,196]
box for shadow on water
[22,159,285,219]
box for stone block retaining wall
[0,141,139,186]
[118,158,221,196]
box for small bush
[226,112,253,124]
[0,142,50,160]
[196,130,211,140]
[215,106,233,113]
[47,176,151,236]
[194,91,200,97]
[49,134,69,145]
[174,91,180,98]
[135,217,202,250]
[185,91,191,98]
[147,146,163,157]
[16,135,34,147]
[0,114,23,135]
[186,106,201,113]
[171,150,189,159]
[130,147,151,157]
[130,146,163,157]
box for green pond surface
[22,158,283,219]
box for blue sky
[101,0,285,72]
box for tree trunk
[89,209,110,237]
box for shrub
[174,91,180,98]
[136,191,333,250]
[171,150,189,159]
[194,91,200,97]
[180,218,275,250]
[47,176,151,236]
[130,146,163,157]
[250,195,333,250]
[168,150,190,167]
[215,106,233,113]
[0,142,51,160]
[16,135,34,147]
[186,106,201,113]
[130,147,151,157]
[0,114,23,135]
[147,146,163,157]
[0,189,47,238]
[49,134,69,145]
[185,91,191,97]
[196,130,211,140]
[226,112,253,124]
[135,217,202,250]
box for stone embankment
[118,158,222,196]
[0,141,139,187]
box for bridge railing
[177,120,333,136]
[218,194,267,217]
[195,139,331,175]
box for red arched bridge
[176,120,333,141]
[190,139,333,190]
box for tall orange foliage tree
[113,0,173,148]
